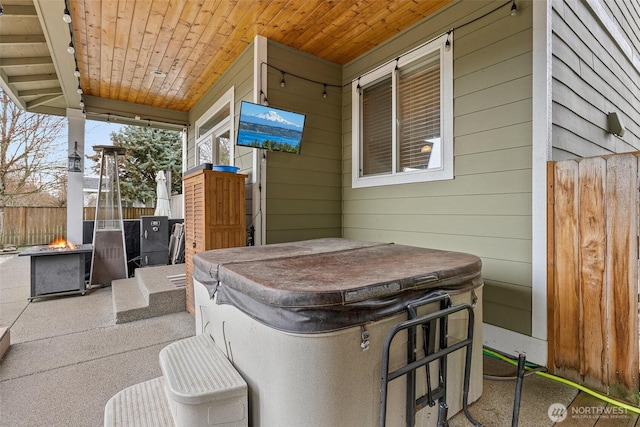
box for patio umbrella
[154,170,172,217]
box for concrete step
[0,327,10,360]
[104,377,174,427]
[112,264,186,324]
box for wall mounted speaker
[607,112,626,137]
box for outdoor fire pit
[19,239,93,301]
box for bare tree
[0,89,67,206]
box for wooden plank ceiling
[70,0,452,113]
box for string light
[354,0,513,84]
[262,62,341,101]
[76,84,82,95]
[63,7,72,23]
[73,67,81,78]
[67,41,75,54]
[260,90,269,106]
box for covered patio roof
[0,0,451,125]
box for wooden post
[547,161,556,374]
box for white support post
[66,108,85,244]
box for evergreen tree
[88,126,182,206]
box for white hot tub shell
[193,238,483,427]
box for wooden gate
[548,152,639,403]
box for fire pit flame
[49,237,77,250]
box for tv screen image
[236,101,306,154]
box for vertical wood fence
[0,207,156,246]
[548,152,639,403]
[0,207,67,247]
[82,207,155,221]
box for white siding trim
[583,0,640,73]
[531,0,552,348]
[483,323,548,366]
[253,35,268,246]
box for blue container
[211,165,239,173]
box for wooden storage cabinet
[183,169,246,315]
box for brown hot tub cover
[193,238,482,333]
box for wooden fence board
[605,154,639,399]
[578,156,607,388]
[553,159,581,375]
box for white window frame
[195,86,235,165]
[351,33,453,188]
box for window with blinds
[362,76,392,176]
[397,52,440,171]
[352,33,452,188]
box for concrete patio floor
[1,252,636,426]
[0,254,194,427]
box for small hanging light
[445,30,452,51]
[68,141,82,172]
[511,0,517,16]
[322,84,327,99]
[76,84,83,95]
[67,41,75,54]
[63,7,72,23]
[73,67,81,78]
[280,72,286,88]
[260,90,269,106]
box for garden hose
[482,348,640,415]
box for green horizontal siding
[265,40,343,243]
[342,0,535,335]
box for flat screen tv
[236,101,306,154]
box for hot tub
[193,238,483,426]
